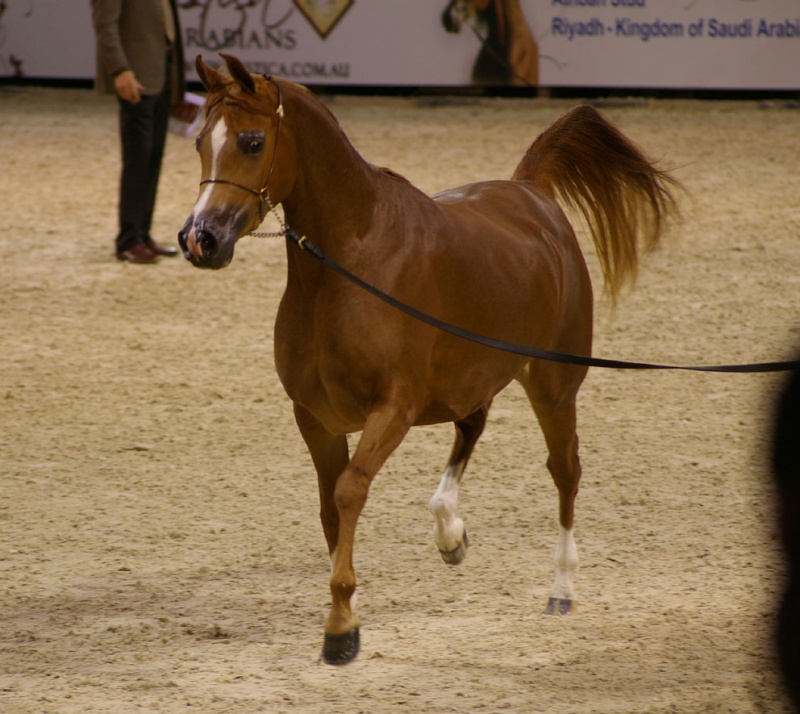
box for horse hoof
[545,597,574,615]
[439,529,469,565]
[321,628,360,665]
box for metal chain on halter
[248,191,289,239]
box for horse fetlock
[551,568,576,601]
[552,525,579,600]
[438,527,470,565]
[432,514,468,564]
[325,598,360,638]
[554,526,579,572]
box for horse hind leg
[429,404,490,565]
[517,362,585,615]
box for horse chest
[274,294,389,430]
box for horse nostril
[198,230,218,258]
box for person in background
[773,362,800,711]
[92,0,185,263]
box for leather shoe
[117,243,159,264]
[145,238,179,257]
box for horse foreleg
[322,403,412,664]
[429,404,490,565]
[292,403,349,560]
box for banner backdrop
[1,1,799,90]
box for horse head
[179,54,296,269]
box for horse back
[430,179,591,310]
[421,178,594,351]
[433,178,572,246]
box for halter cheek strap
[199,74,285,224]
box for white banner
[1,1,798,90]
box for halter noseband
[198,74,285,225]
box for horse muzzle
[178,214,234,270]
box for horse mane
[200,71,360,162]
[201,77,266,128]
[492,0,507,45]
[272,80,415,187]
[378,166,413,185]
[201,64,416,209]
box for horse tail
[512,105,679,302]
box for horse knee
[334,467,370,513]
[547,451,581,488]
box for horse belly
[416,349,527,425]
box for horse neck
[502,0,532,47]
[280,86,377,250]
[485,0,507,48]
[495,0,539,85]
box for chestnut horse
[442,0,539,86]
[179,54,677,664]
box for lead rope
[247,212,800,373]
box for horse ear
[195,55,225,92]
[219,53,256,94]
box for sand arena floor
[1,86,799,712]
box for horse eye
[195,134,202,153]
[238,130,265,155]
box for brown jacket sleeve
[91,0,184,100]
[92,0,130,93]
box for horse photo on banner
[2,0,799,89]
[441,0,539,87]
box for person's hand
[114,70,144,104]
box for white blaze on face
[192,116,229,217]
